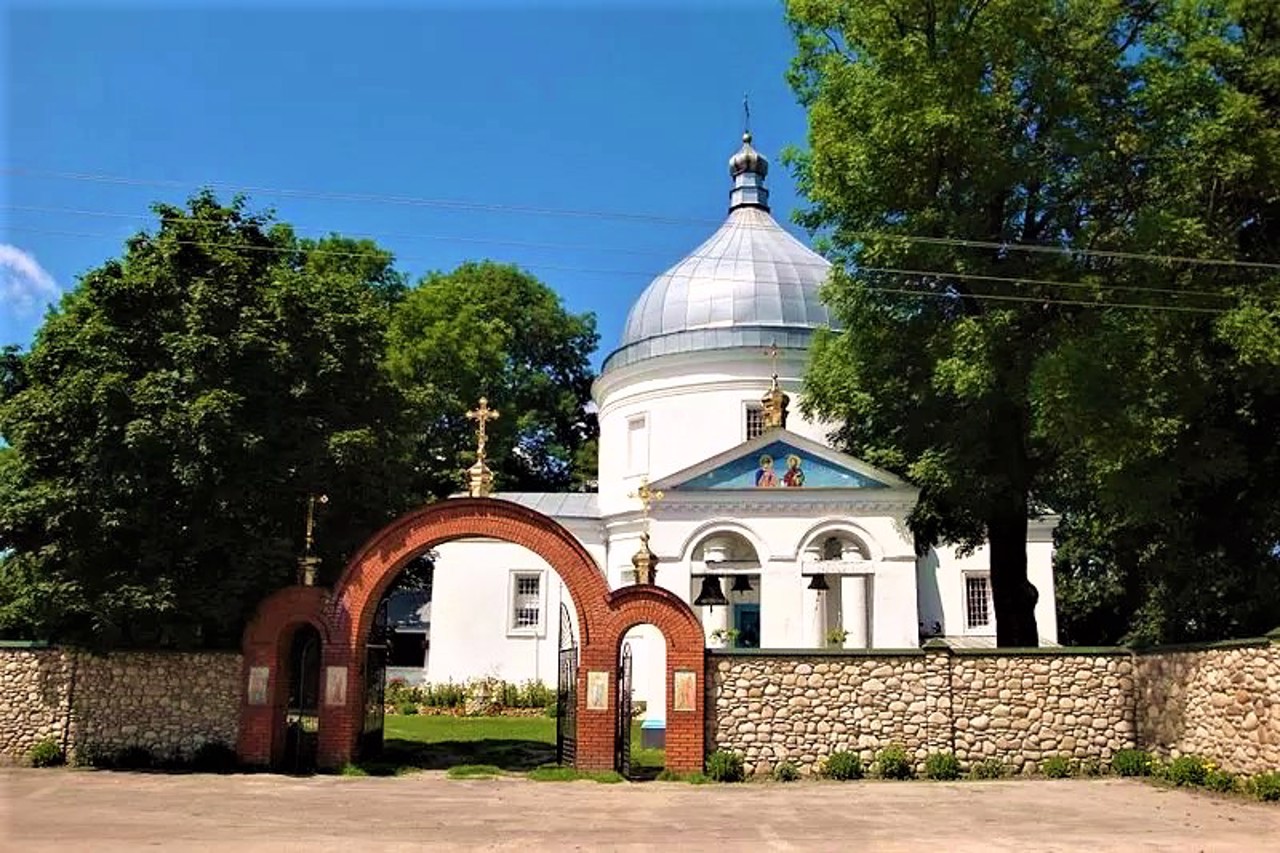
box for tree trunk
[987,495,1040,647]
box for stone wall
[0,647,242,764]
[708,636,1279,777]
[1136,642,1280,775]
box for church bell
[730,574,753,594]
[807,573,830,592]
[694,575,728,607]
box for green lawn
[379,715,665,778]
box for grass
[378,715,664,779]
[527,766,624,783]
[445,764,504,779]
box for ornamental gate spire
[627,477,664,585]
[465,397,500,497]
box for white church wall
[594,349,835,517]
[931,528,1060,645]
[425,539,579,688]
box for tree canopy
[785,0,1280,644]
[0,194,598,647]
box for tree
[784,0,1245,645]
[386,261,599,497]
[0,192,416,647]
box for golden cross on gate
[629,477,664,523]
[466,397,500,459]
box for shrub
[113,745,156,770]
[191,741,238,774]
[772,761,800,782]
[396,701,418,716]
[1078,758,1105,778]
[874,744,914,780]
[924,752,961,781]
[1165,755,1209,788]
[544,702,559,719]
[1247,771,1280,802]
[384,678,414,705]
[969,759,1006,780]
[1111,749,1155,777]
[28,738,64,768]
[1040,756,1074,779]
[1203,769,1238,793]
[705,750,745,782]
[822,751,864,781]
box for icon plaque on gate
[586,671,609,710]
[673,670,697,712]
[247,666,269,706]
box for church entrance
[281,623,321,773]
[238,497,707,774]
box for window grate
[512,574,542,630]
[965,575,991,629]
[746,404,765,440]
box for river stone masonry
[0,647,241,764]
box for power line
[7,165,1280,272]
[2,207,1240,302]
[5,224,1231,316]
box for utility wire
[7,166,1280,272]
[6,224,1231,315]
[2,208,1242,302]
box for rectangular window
[965,575,992,630]
[511,572,542,631]
[745,403,765,440]
[626,414,648,474]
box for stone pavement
[2,769,1278,852]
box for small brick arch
[238,498,705,773]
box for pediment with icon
[651,431,909,493]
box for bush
[772,761,800,782]
[1247,771,1280,802]
[822,751,864,781]
[113,745,156,770]
[191,741,238,773]
[705,750,745,782]
[396,701,418,716]
[1111,749,1155,777]
[544,702,559,719]
[969,759,1006,780]
[28,738,65,768]
[874,744,914,780]
[1040,756,1074,778]
[1078,758,1105,777]
[924,752,961,781]
[1165,755,1209,787]
[1203,769,1238,793]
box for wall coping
[1130,635,1276,655]
[708,647,926,658]
[0,640,50,649]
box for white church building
[396,131,1059,729]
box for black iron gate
[555,603,578,766]
[361,597,389,759]
[615,641,633,777]
[283,625,321,773]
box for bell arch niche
[798,524,876,650]
[239,498,705,773]
[688,528,763,650]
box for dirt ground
[2,768,1278,852]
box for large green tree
[386,261,599,497]
[0,192,416,647]
[784,0,1279,645]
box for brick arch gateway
[238,497,706,773]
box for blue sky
[2,0,816,369]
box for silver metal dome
[602,135,837,374]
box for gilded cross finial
[743,93,752,142]
[629,477,664,527]
[466,396,500,462]
[764,339,780,382]
[298,493,328,585]
[761,340,790,431]
[465,397,500,497]
[628,478,664,585]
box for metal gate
[615,641,633,777]
[361,597,389,759]
[555,603,578,766]
[282,625,320,773]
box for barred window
[965,575,991,630]
[745,404,765,440]
[512,573,542,630]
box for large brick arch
[239,498,705,773]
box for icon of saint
[755,454,778,487]
[783,454,805,487]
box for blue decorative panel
[676,441,889,490]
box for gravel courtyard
[3,769,1278,852]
